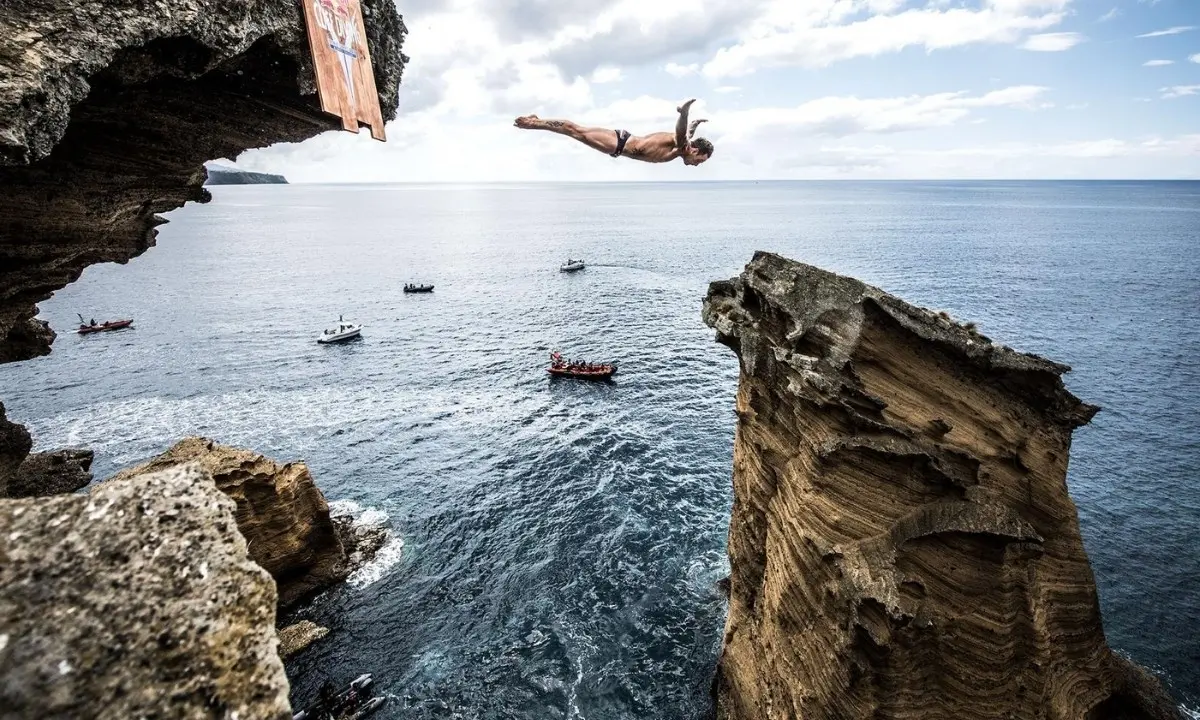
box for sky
[229,0,1200,181]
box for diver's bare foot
[677,99,696,113]
[514,115,541,129]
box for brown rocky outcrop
[0,401,32,490]
[6,447,94,498]
[0,463,290,719]
[702,251,1180,720]
[0,0,408,364]
[0,401,94,498]
[278,620,330,659]
[107,436,349,610]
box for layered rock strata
[107,437,349,610]
[702,251,1179,720]
[0,463,290,719]
[0,0,407,364]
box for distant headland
[204,162,288,185]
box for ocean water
[2,180,1197,717]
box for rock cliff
[702,251,1180,720]
[0,463,290,719]
[0,0,407,364]
[107,437,349,611]
[0,2,407,713]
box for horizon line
[222,177,1200,185]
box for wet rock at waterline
[278,620,330,660]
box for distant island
[203,163,288,185]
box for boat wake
[328,499,405,589]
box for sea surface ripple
[1,180,1197,717]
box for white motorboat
[317,315,362,344]
[560,259,585,272]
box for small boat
[560,259,585,273]
[344,697,385,719]
[293,673,384,720]
[76,314,133,335]
[403,283,434,293]
[547,351,617,380]
[317,315,362,344]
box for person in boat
[317,679,337,712]
[89,318,96,326]
[514,99,713,166]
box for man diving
[513,98,713,166]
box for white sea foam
[347,533,405,589]
[327,499,405,589]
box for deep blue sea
[2,181,1197,717]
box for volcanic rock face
[6,447,94,498]
[702,252,1179,720]
[0,402,94,498]
[278,620,330,659]
[0,401,33,491]
[0,463,290,719]
[107,437,349,610]
[0,0,407,364]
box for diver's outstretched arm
[674,99,696,150]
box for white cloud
[590,66,623,83]
[1191,54,1200,64]
[714,86,1049,144]
[701,0,1073,77]
[1021,32,1086,51]
[664,62,699,77]
[1136,26,1195,38]
[777,135,1200,177]
[1098,7,1119,22]
[219,0,1198,182]
[1161,85,1200,99]
[1143,59,1174,66]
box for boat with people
[76,313,133,335]
[547,351,617,380]
[317,315,362,344]
[560,259,585,272]
[292,673,385,720]
[403,283,434,293]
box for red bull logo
[313,0,362,103]
[300,0,387,140]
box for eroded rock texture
[0,463,290,719]
[0,0,407,364]
[107,436,348,610]
[6,447,94,498]
[278,620,330,659]
[0,402,93,498]
[702,251,1179,720]
[0,402,32,490]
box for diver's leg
[514,116,620,155]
